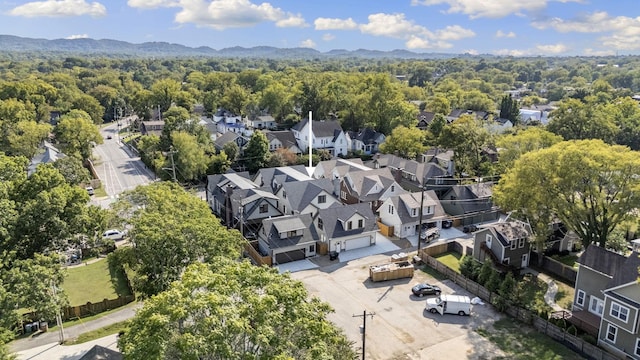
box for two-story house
[315,203,378,253]
[572,244,640,358]
[472,221,532,269]
[245,112,276,130]
[347,128,386,155]
[228,188,283,237]
[205,172,257,225]
[291,118,348,157]
[377,190,447,239]
[371,153,453,193]
[340,167,406,212]
[313,158,371,180]
[440,183,499,225]
[265,131,302,154]
[274,178,340,217]
[258,214,318,265]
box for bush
[459,256,480,280]
[566,325,577,336]
[581,334,597,345]
[477,261,494,286]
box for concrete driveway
[290,254,505,360]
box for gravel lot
[290,253,506,360]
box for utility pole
[353,310,375,360]
[417,184,425,257]
[163,147,178,182]
[51,281,64,344]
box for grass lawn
[554,280,575,310]
[550,254,579,268]
[433,252,462,273]
[518,274,551,313]
[63,258,131,306]
[93,185,108,197]
[64,320,129,345]
[476,318,585,360]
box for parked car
[411,283,441,297]
[425,294,471,315]
[102,229,125,241]
[463,224,478,233]
[85,186,95,196]
[420,227,439,242]
[106,135,113,140]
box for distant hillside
[0,34,466,59]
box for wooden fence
[377,221,393,237]
[530,253,577,284]
[421,254,622,360]
[245,240,272,266]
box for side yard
[64,258,131,305]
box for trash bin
[39,321,48,332]
[329,251,339,261]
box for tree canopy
[379,125,426,160]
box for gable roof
[229,188,281,217]
[313,158,369,179]
[78,345,123,360]
[214,131,246,150]
[606,252,640,289]
[291,118,344,138]
[29,141,65,175]
[317,202,377,239]
[416,111,436,127]
[279,178,336,213]
[442,183,494,214]
[265,130,298,148]
[390,190,446,223]
[577,244,627,277]
[253,165,313,189]
[489,221,531,247]
[343,167,396,201]
[349,128,383,144]
[262,214,318,249]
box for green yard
[433,251,462,273]
[63,258,131,306]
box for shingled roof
[291,118,344,137]
[577,244,627,278]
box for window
[412,208,417,216]
[589,297,604,316]
[309,245,315,253]
[635,338,640,357]
[318,195,326,204]
[391,185,395,192]
[510,240,517,250]
[283,191,286,199]
[358,219,363,228]
[503,257,510,265]
[347,221,353,230]
[576,290,585,307]
[606,324,617,343]
[318,219,323,230]
[389,205,394,214]
[518,238,525,248]
[259,204,268,213]
[341,190,347,199]
[486,234,492,248]
[610,302,629,322]
[425,206,432,215]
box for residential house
[473,221,532,269]
[347,128,386,155]
[228,187,284,237]
[378,190,447,239]
[140,120,164,136]
[316,203,378,253]
[258,214,318,264]
[340,167,407,211]
[519,108,551,125]
[416,111,436,130]
[571,245,640,359]
[440,183,499,225]
[205,172,257,224]
[245,112,277,130]
[274,178,340,217]
[421,148,455,178]
[214,131,249,153]
[214,108,248,136]
[253,165,313,191]
[28,141,65,176]
[446,109,491,123]
[371,153,453,193]
[49,110,61,126]
[265,130,302,154]
[484,117,513,134]
[312,158,370,180]
[291,118,349,157]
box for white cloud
[435,25,475,40]
[66,34,89,39]
[9,0,106,17]
[494,43,568,56]
[584,48,615,56]
[129,0,307,30]
[411,0,583,19]
[495,30,516,38]
[322,33,335,41]
[535,43,568,53]
[300,39,316,48]
[314,17,357,30]
[532,11,640,50]
[464,49,479,55]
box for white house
[378,190,447,239]
[291,118,349,157]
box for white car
[102,229,125,241]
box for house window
[358,219,363,228]
[425,206,432,215]
[389,205,394,214]
[412,208,417,216]
[287,230,298,238]
[341,190,347,199]
[635,338,640,357]
[259,204,268,213]
[309,244,315,253]
[318,219,323,230]
[435,177,443,185]
[510,240,517,250]
[391,185,395,192]
[606,324,617,343]
[575,290,585,307]
[589,297,604,316]
[486,235,492,248]
[318,195,326,204]
[610,302,629,322]
[518,238,525,248]
[283,191,287,199]
[347,221,353,230]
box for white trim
[576,289,586,307]
[610,302,630,323]
[634,338,640,358]
[605,323,618,344]
[590,296,604,316]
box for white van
[425,294,471,316]
[102,229,125,241]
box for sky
[0,0,639,56]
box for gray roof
[343,167,396,202]
[214,131,247,150]
[29,142,66,175]
[605,251,640,289]
[78,345,122,360]
[280,178,336,213]
[291,118,344,138]
[313,158,369,179]
[372,154,448,185]
[417,111,436,127]
[489,221,531,247]
[265,131,298,149]
[206,172,256,203]
[442,183,494,214]
[229,188,281,218]
[317,202,377,239]
[348,128,383,144]
[577,244,627,277]
[261,214,318,249]
[253,165,312,189]
[391,190,447,224]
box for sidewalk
[14,334,119,360]
[521,269,564,312]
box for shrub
[460,256,480,280]
[566,325,577,336]
[581,334,597,345]
[486,270,501,293]
[477,261,494,286]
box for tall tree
[118,260,356,360]
[495,127,562,174]
[437,115,491,176]
[170,131,208,182]
[379,126,426,160]
[499,95,520,125]
[53,155,91,185]
[53,110,103,160]
[547,98,618,143]
[495,140,640,249]
[243,131,270,173]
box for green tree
[208,151,232,174]
[222,141,239,163]
[437,115,491,176]
[243,131,270,172]
[53,110,103,160]
[499,95,520,125]
[547,98,618,143]
[495,127,562,174]
[477,261,494,286]
[118,260,356,360]
[53,155,91,185]
[379,125,426,160]
[495,140,640,249]
[170,131,208,182]
[113,182,243,297]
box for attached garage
[274,249,305,264]
[345,236,372,251]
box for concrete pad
[337,233,401,262]
[440,227,466,239]
[276,259,318,274]
[15,334,119,360]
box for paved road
[9,303,141,354]
[92,121,155,207]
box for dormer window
[358,219,363,228]
[347,221,353,230]
[391,185,395,192]
[283,191,287,199]
[318,195,326,204]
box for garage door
[345,236,371,251]
[275,249,305,264]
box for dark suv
[463,224,479,233]
[411,283,441,297]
